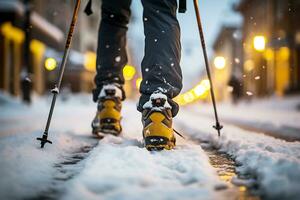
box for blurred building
[212,26,243,101]
[235,0,300,97]
[0,0,101,99]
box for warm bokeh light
[84,51,96,72]
[136,78,142,89]
[200,79,211,90]
[244,59,255,72]
[123,65,136,81]
[193,85,206,97]
[214,56,226,69]
[253,36,266,51]
[183,92,195,103]
[175,78,211,106]
[44,57,57,71]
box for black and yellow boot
[142,93,176,151]
[92,85,122,137]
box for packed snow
[0,93,226,200]
[188,95,300,140]
[176,108,300,200]
[1,92,300,199]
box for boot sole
[92,124,121,137]
[145,136,175,151]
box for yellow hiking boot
[92,85,122,137]
[142,93,176,151]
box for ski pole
[193,0,223,136]
[37,0,81,148]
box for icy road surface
[0,93,299,200]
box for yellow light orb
[200,79,211,90]
[194,85,206,97]
[183,92,194,103]
[253,36,266,51]
[136,78,142,89]
[123,65,136,81]
[214,56,226,69]
[45,57,57,71]
[244,59,255,72]
[84,51,96,72]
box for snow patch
[143,93,171,110]
[98,84,123,99]
[176,110,300,200]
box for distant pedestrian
[228,75,242,105]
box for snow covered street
[0,93,300,200]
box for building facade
[0,0,101,99]
[236,0,300,97]
[212,26,243,101]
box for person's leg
[93,0,132,102]
[138,0,182,117]
[91,0,131,136]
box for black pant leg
[138,0,182,117]
[93,0,132,102]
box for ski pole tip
[36,135,52,148]
[213,123,223,137]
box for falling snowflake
[25,77,31,82]
[246,91,253,96]
[118,48,121,51]
[227,86,233,92]
[156,10,160,13]
[243,74,246,78]
[115,56,121,62]
[234,58,240,64]
[144,17,148,21]
[105,44,110,48]
[145,80,148,84]
[154,39,158,42]
[110,14,114,18]
[161,30,165,33]
[255,76,261,80]
[170,63,174,67]
[145,68,149,72]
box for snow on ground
[1,92,300,200]
[187,95,300,140]
[176,109,300,200]
[0,93,227,200]
[61,104,225,200]
[0,93,97,199]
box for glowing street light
[214,56,226,69]
[123,65,136,81]
[45,57,57,71]
[253,36,266,52]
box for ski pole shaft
[37,0,81,148]
[193,0,223,136]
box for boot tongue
[151,98,166,107]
